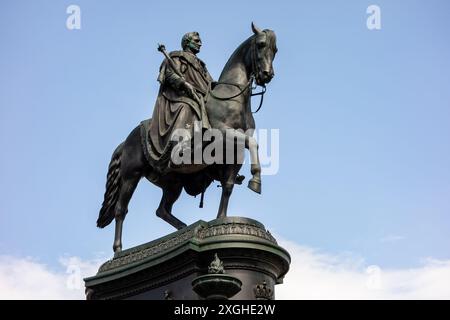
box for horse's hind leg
[113,175,140,253]
[217,164,241,219]
[156,183,187,230]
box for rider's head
[181,32,202,54]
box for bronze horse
[97,23,277,253]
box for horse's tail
[97,142,124,228]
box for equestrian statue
[96,23,278,253]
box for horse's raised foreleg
[225,129,261,194]
[245,134,261,194]
[217,164,241,219]
[113,175,140,253]
[156,183,187,230]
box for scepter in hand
[157,43,202,105]
[157,44,184,79]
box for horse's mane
[219,35,254,80]
[264,29,277,52]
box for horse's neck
[218,37,252,86]
[218,62,249,86]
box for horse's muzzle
[257,71,273,85]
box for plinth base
[84,217,290,300]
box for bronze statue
[97,23,277,253]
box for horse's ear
[251,22,262,35]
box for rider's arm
[164,57,196,99]
[164,57,185,91]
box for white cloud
[276,239,450,299]
[0,255,102,300]
[1,242,450,300]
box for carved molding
[97,220,277,273]
[99,228,196,272]
[197,222,277,244]
[96,261,200,300]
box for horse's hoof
[113,245,122,255]
[248,179,261,194]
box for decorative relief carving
[208,253,225,274]
[98,221,277,273]
[197,222,277,244]
[254,281,273,300]
[99,228,196,272]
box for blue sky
[1,0,450,293]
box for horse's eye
[257,41,266,48]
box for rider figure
[148,32,213,172]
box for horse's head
[251,22,277,86]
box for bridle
[209,34,268,113]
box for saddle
[140,118,206,175]
[139,118,173,177]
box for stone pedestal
[84,217,290,300]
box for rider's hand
[183,82,197,100]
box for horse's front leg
[228,130,261,194]
[245,134,261,194]
[217,165,241,219]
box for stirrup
[235,174,245,185]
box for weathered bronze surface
[96,23,278,253]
